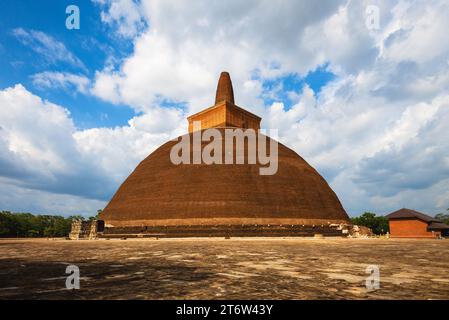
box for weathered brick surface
[389,219,440,238]
[100,129,349,228]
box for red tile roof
[386,208,439,222]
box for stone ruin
[69,220,104,240]
[348,225,374,238]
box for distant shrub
[350,212,389,235]
[0,211,80,238]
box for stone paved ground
[0,238,448,299]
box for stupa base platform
[100,224,348,238]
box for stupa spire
[215,71,235,105]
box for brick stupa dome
[100,72,349,237]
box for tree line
[0,211,99,238]
[1,210,447,238]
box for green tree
[0,211,73,238]
[53,216,72,236]
[0,211,15,236]
[435,208,449,225]
[350,212,389,235]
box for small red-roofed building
[386,208,449,238]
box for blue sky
[0,0,135,129]
[0,0,335,129]
[1,0,449,217]
[260,65,336,108]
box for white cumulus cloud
[2,0,449,216]
[12,28,86,71]
[31,72,91,94]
